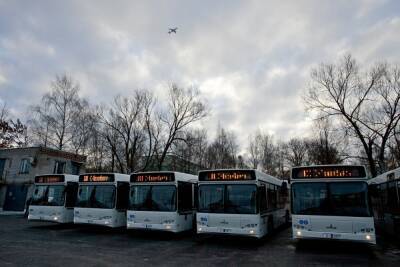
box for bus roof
[198,169,283,186]
[130,171,197,183]
[368,167,400,185]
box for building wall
[0,147,86,210]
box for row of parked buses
[28,164,400,245]
[28,169,289,238]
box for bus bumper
[28,214,67,223]
[73,217,115,227]
[197,226,262,238]
[292,229,376,244]
[127,222,178,232]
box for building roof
[0,146,87,163]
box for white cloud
[0,0,399,150]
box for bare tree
[157,84,207,170]
[284,138,308,166]
[306,118,345,165]
[0,103,28,148]
[304,55,400,177]
[98,90,156,173]
[205,126,238,169]
[30,74,83,150]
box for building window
[53,161,66,174]
[19,159,30,174]
[71,162,80,175]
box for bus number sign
[291,166,366,179]
[35,175,64,183]
[199,171,255,181]
[79,174,114,182]
[131,173,175,183]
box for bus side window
[259,185,268,213]
[116,182,129,210]
[65,182,78,208]
[178,182,192,213]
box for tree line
[1,54,399,178]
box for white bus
[127,171,197,232]
[74,173,130,228]
[196,169,289,238]
[290,165,375,244]
[368,167,400,238]
[28,174,79,223]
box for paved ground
[1,215,400,266]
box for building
[0,146,86,211]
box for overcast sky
[0,0,399,149]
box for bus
[196,169,289,238]
[290,165,375,244]
[127,171,197,232]
[368,167,400,238]
[74,173,130,228]
[28,174,79,223]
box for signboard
[35,175,64,183]
[79,174,114,182]
[291,166,367,179]
[199,170,255,181]
[131,173,175,183]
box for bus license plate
[322,233,341,239]
[222,228,231,233]
[146,224,152,229]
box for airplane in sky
[168,27,178,34]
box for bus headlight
[366,234,371,240]
[198,227,202,232]
[249,230,255,234]
[53,216,59,221]
[165,225,172,230]
[296,231,302,236]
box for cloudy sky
[0,0,399,149]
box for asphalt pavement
[0,215,400,266]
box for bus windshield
[76,185,115,209]
[292,182,371,217]
[198,184,257,214]
[31,185,65,206]
[129,185,176,212]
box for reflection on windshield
[129,185,176,211]
[198,184,257,214]
[31,185,65,206]
[292,182,371,217]
[76,185,115,209]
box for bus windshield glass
[129,185,176,212]
[31,185,65,206]
[76,185,115,209]
[198,184,257,214]
[292,182,371,217]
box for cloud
[0,0,399,150]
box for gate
[3,184,28,211]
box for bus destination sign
[291,166,366,179]
[79,174,115,182]
[35,175,64,183]
[199,170,255,181]
[131,173,175,183]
